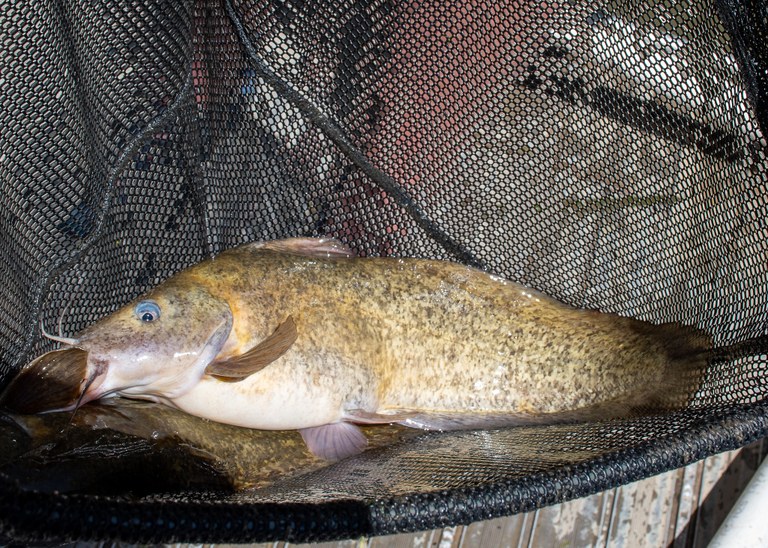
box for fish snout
[0,348,91,414]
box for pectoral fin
[299,422,367,461]
[205,316,298,380]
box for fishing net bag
[0,0,766,543]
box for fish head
[0,282,233,414]
[77,283,234,401]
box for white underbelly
[170,375,344,430]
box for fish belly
[171,346,378,431]
[170,377,341,430]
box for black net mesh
[1,0,767,543]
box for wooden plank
[307,539,360,548]
[669,461,703,547]
[229,441,766,548]
[528,491,607,547]
[605,465,681,548]
[594,485,617,547]
[688,439,767,547]
[459,513,531,548]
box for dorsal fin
[205,316,298,381]
[250,237,355,258]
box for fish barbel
[0,238,711,460]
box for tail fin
[553,319,713,423]
[627,320,712,412]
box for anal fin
[397,412,543,431]
[299,422,367,461]
[343,409,417,424]
[394,400,656,432]
[346,409,559,431]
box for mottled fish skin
[170,244,706,425]
[0,238,710,459]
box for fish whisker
[69,370,98,425]
[57,298,73,340]
[40,318,79,346]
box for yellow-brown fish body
[0,238,710,460]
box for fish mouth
[0,348,91,414]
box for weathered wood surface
[194,439,765,548]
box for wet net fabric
[1,0,767,543]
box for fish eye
[134,300,161,323]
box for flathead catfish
[0,238,711,460]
